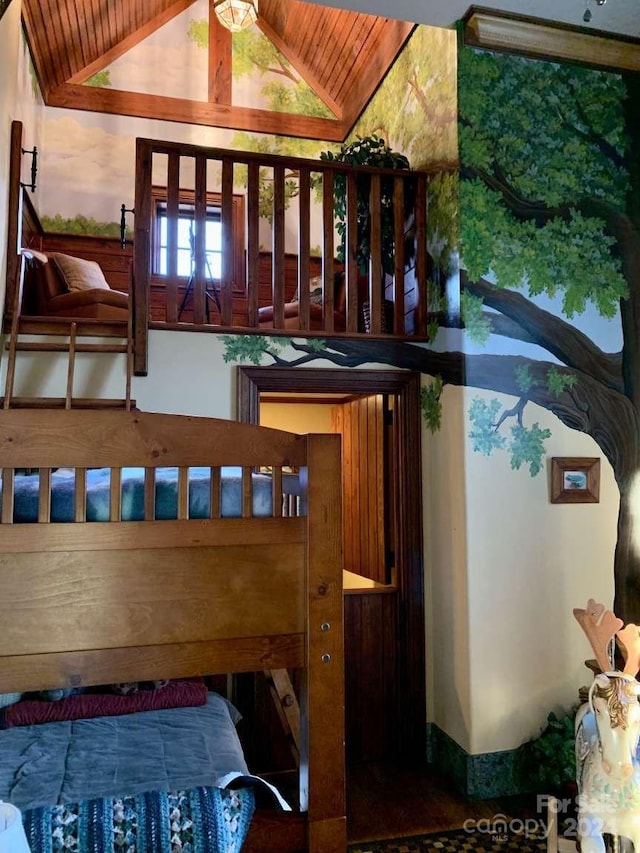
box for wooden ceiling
[21,0,415,141]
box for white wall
[424,381,618,756]
[464,389,617,754]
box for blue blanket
[22,786,255,853]
[7,467,300,523]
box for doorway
[237,366,425,764]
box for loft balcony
[132,138,436,374]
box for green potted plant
[319,135,416,330]
[522,709,577,794]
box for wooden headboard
[0,409,346,851]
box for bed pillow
[0,678,207,729]
[50,252,111,292]
[292,275,323,305]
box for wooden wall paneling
[344,591,397,763]
[341,395,385,584]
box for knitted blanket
[22,786,255,853]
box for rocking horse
[573,600,640,853]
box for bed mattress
[3,466,301,522]
[0,692,287,812]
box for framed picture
[551,457,600,504]
[0,0,14,22]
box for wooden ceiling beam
[67,0,200,84]
[209,5,232,105]
[339,20,415,135]
[47,83,347,141]
[257,17,342,119]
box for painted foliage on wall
[225,44,640,623]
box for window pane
[206,220,222,252]
[177,218,193,251]
[177,249,191,277]
[156,202,230,282]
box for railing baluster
[322,170,335,333]
[298,166,311,333]
[273,164,285,329]
[133,138,153,376]
[414,174,428,336]
[247,161,260,327]
[221,156,234,326]
[166,151,181,323]
[393,176,406,336]
[369,174,383,335]
[345,171,359,333]
[194,154,207,326]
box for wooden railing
[133,138,431,375]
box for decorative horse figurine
[574,600,640,853]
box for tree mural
[224,47,640,623]
[187,20,332,118]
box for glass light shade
[214,0,258,32]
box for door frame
[237,366,425,761]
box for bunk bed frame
[0,409,346,853]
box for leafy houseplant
[523,710,577,793]
[319,135,415,277]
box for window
[151,187,245,291]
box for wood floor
[346,761,538,844]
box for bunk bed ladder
[2,257,134,410]
[264,668,301,766]
[3,317,133,410]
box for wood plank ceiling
[21,0,415,141]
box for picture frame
[550,457,600,504]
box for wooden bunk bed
[0,409,346,853]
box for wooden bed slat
[39,467,52,523]
[110,466,122,520]
[0,410,308,469]
[1,467,14,524]
[273,466,283,518]
[178,465,189,518]
[0,542,305,655]
[0,634,305,694]
[210,466,221,518]
[242,465,252,517]
[74,467,87,522]
[144,466,155,519]
[0,516,305,552]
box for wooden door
[333,394,388,584]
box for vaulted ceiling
[21,0,415,141]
